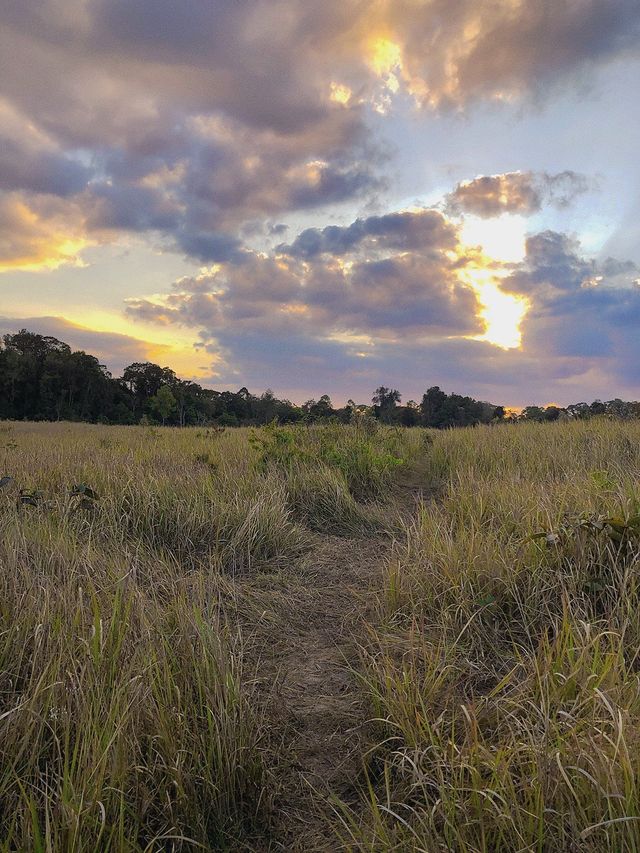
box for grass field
[1,418,640,851]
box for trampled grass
[2,418,640,850]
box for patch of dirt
[234,483,427,852]
[262,534,386,851]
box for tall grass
[251,420,423,532]
[10,419,640,849]
[346,419,640,852]
[0,533,266,850]
[0,420,419,849]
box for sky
[1,0,639,407]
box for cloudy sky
[1,0,639,406]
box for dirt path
[263,532,388,851]
[230,477,430,852]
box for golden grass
[0,419,418,850]
[3,418,640,850]
[344,419,640,852]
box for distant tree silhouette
[1,329,639,428]
[372,386,401,422]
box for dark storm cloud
[445,171,589,218]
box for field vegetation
[1,417,639,850]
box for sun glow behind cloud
[0,196,91,273]
[459,215,530,349]
[0,238,90,273]
[368,37,402,77]
[329,82,352,105]
[61,309,214,378]
[367,37,404,112]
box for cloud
[0,2,383,268]
[277,209,458,258]
[446,171,589,218]
[0,192,90,271]
[0,1,637,269]
[504,230,639,297]
[126,208,481,345]
[1,0,639,406]
[0,98,93,199]
[372,0,640,108]
[0,315,162,375]
[124,208,640,405]
[498,229,640,385]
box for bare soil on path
[265,533,385,851]
[241,482,427,852]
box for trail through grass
[0,420,420,851]
[2,418,640,851]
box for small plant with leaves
[249,421,307,470]
[69,482,100,512]
[530,508,640,548]
[16,487,46,509]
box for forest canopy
[1,330,638,427]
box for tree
[122,362,176,417]
[307,394,334,419]
[567,402,590,420]
[421,386,488,428]
[420,386,448,427]
[173,379,204,427]
[521,406,546,422]
[372,387,401,408]
[372,386,401,422]
[149,385,177,425]
[3,330,70,361]
[543,405,562,422]
[398,405,421,426]
[4,327,640,430]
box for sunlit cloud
[0,313,204,378]
[0,193,92,272]
[448,172,589,218]
[329,82,353,105]
[60,309,215,378]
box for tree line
[1,330,638,428]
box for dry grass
[0,420,418,851]
[4,418,640,851]
[343,419,640,852]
